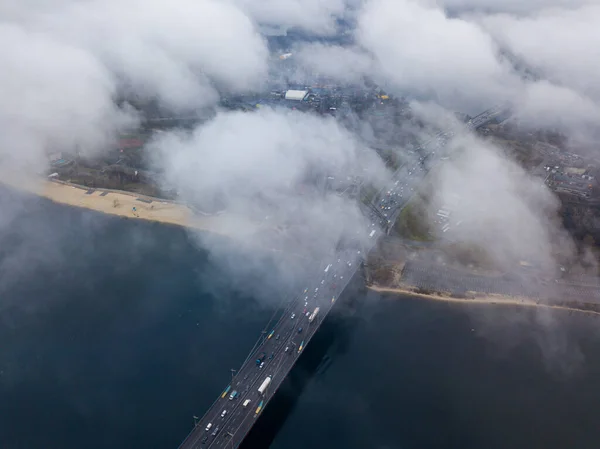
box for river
[1,188,599,449]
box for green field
[394,201,435,242]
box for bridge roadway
[177,245,378,449]
[177,106,500,449]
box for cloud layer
[2,0,600,301]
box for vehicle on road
[267,330,274,340]
[201,436,208,444]
[284,346,290,353]
[268,352,274,360]
[291,313,296,319]
[258,376,272,395]
[243,399,251,408]
[255,400,264,415]
[298,327,303,333]
[229,390,238,400]
[259,361,265,369]
[211,426,219,437]
[308,307,320,323]
[256,352,266,365]
[205,423,212,432]
[221,385,231,398]
[221,410,227,418]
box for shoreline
[0,175,258,238]
[369,284,600,316]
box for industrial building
[284,90,309,101]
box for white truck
[258,376,272,395]
[308,307,320,323]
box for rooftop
[284,90,309,101]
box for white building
[284,90,308,101]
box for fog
[431,128,573,273]
[149,108,389,286]
[2,0,600,311]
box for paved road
[177,244,378,449]
[176,106,502,449]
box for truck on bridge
[258,376,272,395]
[308,307,320,323]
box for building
[284,90,309,101]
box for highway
[176,105,501,449]
[178,245,378,449]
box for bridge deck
[178,250,370,449]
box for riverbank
[369,284,600,316]
[0,174,258,238]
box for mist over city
[2,1,600,448]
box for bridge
[176,106,501,449]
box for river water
[1,189,600,449]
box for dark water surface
[1,189,600,449]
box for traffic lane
[209,302,299,408]
[223,266,356,447]
[208,312,305,447]
[198,333,286,448]
[215,332,298,447]
[206,360,276,449]
[223,340,309,447]
[226,313,324,447]
[212,327,303,448]
[188,352,273,449]
[210,390,261,448]
[192,253,358,448]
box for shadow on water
[241,274,367,449]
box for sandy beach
[0,174,260,238]
[369,284,600,316]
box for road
[176,105,502,449]
[177,245,378,449]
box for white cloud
[354,0,517,112]
[150,108,390,261]
[0,24,130,170]
[231,0,353,36]
[0,0,270,170]
[433,133,573,273]
[292,44,374,84]
[4,0,269,111]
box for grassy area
[394,201,435,242]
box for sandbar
[0,174,259,238]
[369,284,600,316]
